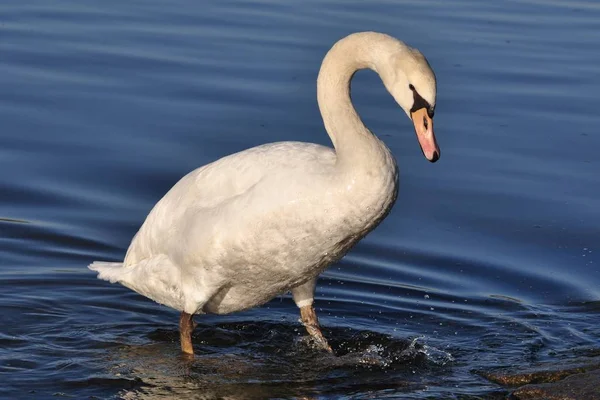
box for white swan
[89,32,439,355]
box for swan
[89,31,439,355]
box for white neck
[317,32,405,169]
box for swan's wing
[124,142,336,266]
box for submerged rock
[512,369,600,400]
[479,356,600,400]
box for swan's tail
[89,262,125,283]
[88,256,184,311]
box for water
[1,0,599,398]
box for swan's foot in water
[300,305,333,353]
[179,311,195,355]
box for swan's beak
[411,108,440,163]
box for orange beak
[411,108,440,163]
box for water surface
[1,0,600,398]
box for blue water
[1,1,599,398]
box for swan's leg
[300,304,333,353]
[178,276,227,355]
[292,278,333,353]
[179,311,195,355]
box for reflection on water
[1,0,600,398]
[108,322,451,399]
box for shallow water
[1,0,600,398]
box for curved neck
[317,32,401,168]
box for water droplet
[424,294,430,299]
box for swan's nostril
[430,151,440,163]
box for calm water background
[1,0,599,398]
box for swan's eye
[423,116,428,129]
[409,84,415,91]
[428,108,435,118]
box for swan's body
[89,32,439,355]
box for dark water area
[1,0,600,398]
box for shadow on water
[102,322,453,399]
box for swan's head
[384,46,440,162]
